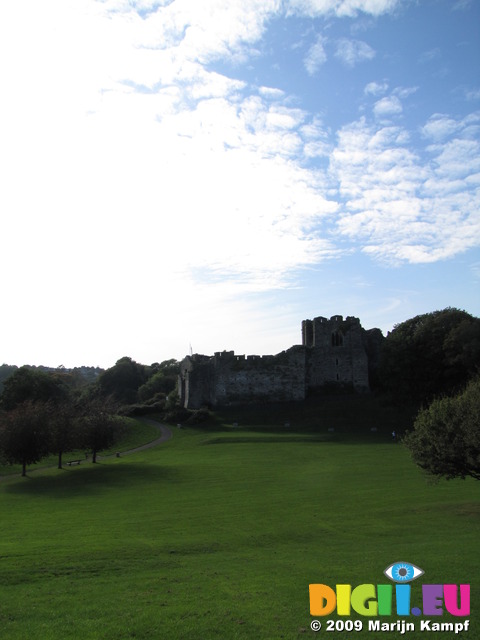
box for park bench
[65,459,82,466]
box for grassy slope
[0,397,478,640]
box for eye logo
[384,562,424,583]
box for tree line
[375,307,479,483]
[376,307,479,404]
[0,358,179,476]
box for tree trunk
[22,460,27,477]
[92,450,97,463]
[58,451,63,469]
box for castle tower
[303,315,369,392]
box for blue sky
[0,0,479,368]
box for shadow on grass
[201,432,403,446]
[202,434,336,445]
[190,394,417,444]
[5,462,178,498]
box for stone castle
[178,315,383,409]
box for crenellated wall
[179,314,380,409]
[210,347,306,406]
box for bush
[184,408,210,425]
[404,377,480,481]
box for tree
[0,401,50,476]
[0,366,69,410]
[97,357,148,404]
[379,308,480,404]
[47,397,81,469]
[0,364,18,395]
[0,366,81,469]
[78,397,120,463]
[138,360,180,402]
[403,377,480,481]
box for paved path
[99,418,172,459]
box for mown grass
[0,397,478,639]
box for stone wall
[178,354,215,409]
[179,347,306,409]
[179,314,381,409]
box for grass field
[0,398,478,639]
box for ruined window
[331,332,343,347]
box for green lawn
[0,399,478,639]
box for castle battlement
[178,314,381,409]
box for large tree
[379,308,480,404]
[47,398,81,469]
[0,401,50,476]
[78,397,121,463]
[97,357,148,404]
[403,377,480,481]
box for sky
[0,0,479,369]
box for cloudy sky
[1,0,479,368]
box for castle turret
[303,315,369,393]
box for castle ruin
[178,315,383,409]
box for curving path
[99,418,173,459]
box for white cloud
[465,88,480,101]
[304,35,328,74]
[452,0,473,10]
[329,113,480,264]
[258,86,286,100]
[421,112,480,141]
[111,0,280,64]
[334,38,376,67]
[373,95,403,118]
[1,2,476,284]
[286,0,401,18]
[364,81,389,96]
[394,86,418,99]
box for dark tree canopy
[78,397,121,463]
[404,377,480,481]
[138,360,180,403]
[0,364,18,395]
[97,357,148,404]
[379,308,480,404]
[0,366,69,410]
[46,398,81,469]
[0,401,51,476]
